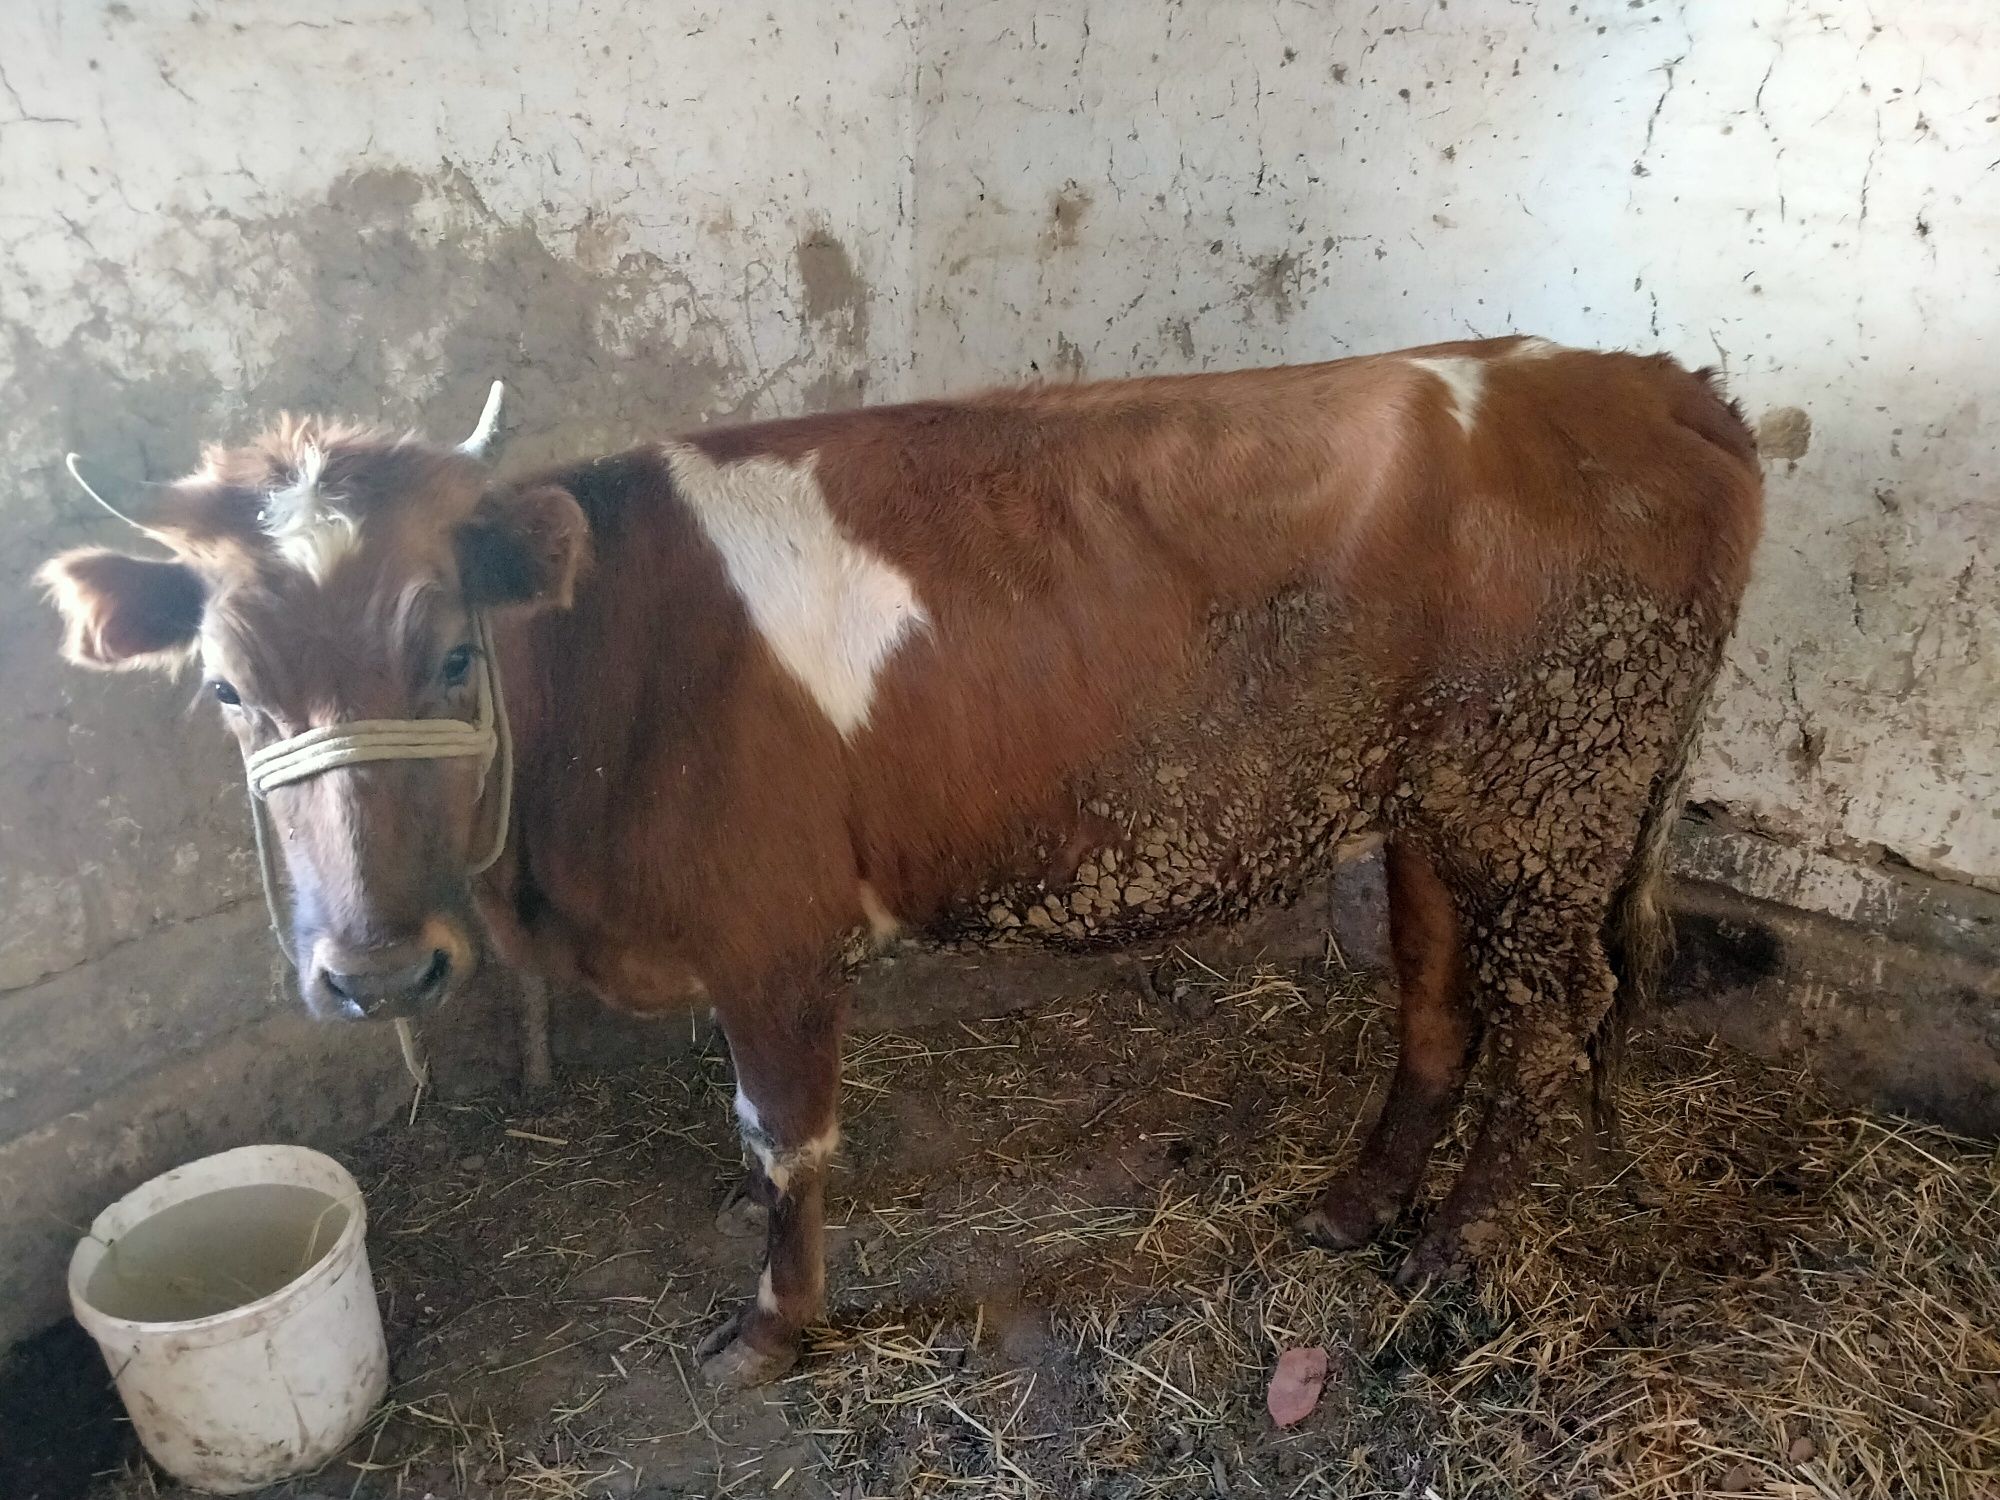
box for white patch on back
[1508,336,1564,360]
[259,443,359,581]
[1408,356,1486,436]
[662,443,930,738]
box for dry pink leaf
[1266,1345,1330,1428]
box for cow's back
[682,340,1760,946]
[498,338,1759,994]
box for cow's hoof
[1392,1249,1444,1290]
[1393,1226,1484,1289]
[696,1315,799,1390]
[1296,1186,1389,1252]
[714,1192,769,1241]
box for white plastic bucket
[68,1145,389,1494]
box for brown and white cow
[39,337,1763,1386]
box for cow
[38,336,1763,1388]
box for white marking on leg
[858,881,900,940]
[757,1266,781,1314]
[734,1079,838,1196]
[1408,356,1486,436]
[767,1126,839,1195]
[794,1124,840,1167]
[734,1085,788,1187]
[662,443,930,738]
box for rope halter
[234,612,512,1102]
[241,610,515,958]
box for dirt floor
[35,953,2000,1499]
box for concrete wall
[910,0,1999,895]
[0,0,916,1345]
[2,0,1993,1346]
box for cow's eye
[211,680,241,707]
[440,644,476,688]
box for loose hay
[805,959,1999,1500]
[86,956,1998,1499]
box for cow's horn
[457,381,506,459]
[64,453,155,532]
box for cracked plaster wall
[909,0,1998,897]
[1,0,1993,1343]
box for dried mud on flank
[75,958,2000,1500]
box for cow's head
[37,389,588,1020]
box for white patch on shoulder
[662,443,930,738]
[259,443,359,582]
[1507,336,1564,360]
[1408,356,1486,436]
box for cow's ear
[37,547,206,671]
[456,485,590,612]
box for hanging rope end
[393,1015,430,1123]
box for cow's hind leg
[1386,592,1719,1283]
[700,992,841,1389]
[1395,899,1618,1286]
[1299,837,1478,1251]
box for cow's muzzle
[312,941,454,1021]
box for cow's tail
[1586,678,1711,1154]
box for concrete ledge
[1672,818,2000,966]
[1,895,537,1125]
[0,901,285,1141]
[1662,877,2000,1136]
[1662,820,2000,1135]
[0,1011,412,1348]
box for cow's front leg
[698,994,841,1390]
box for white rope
[393,1016,429,1123]
[247,719,494,787]
[242,613,515,1107]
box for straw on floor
[90,954,2000,1500]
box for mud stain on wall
[1755,406,1812,465]
[1045,183,1093,252]
[795,227,873,408]
[1240,250,1303,322]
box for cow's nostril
[319,948,452,1017]
[416,949,451,997]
